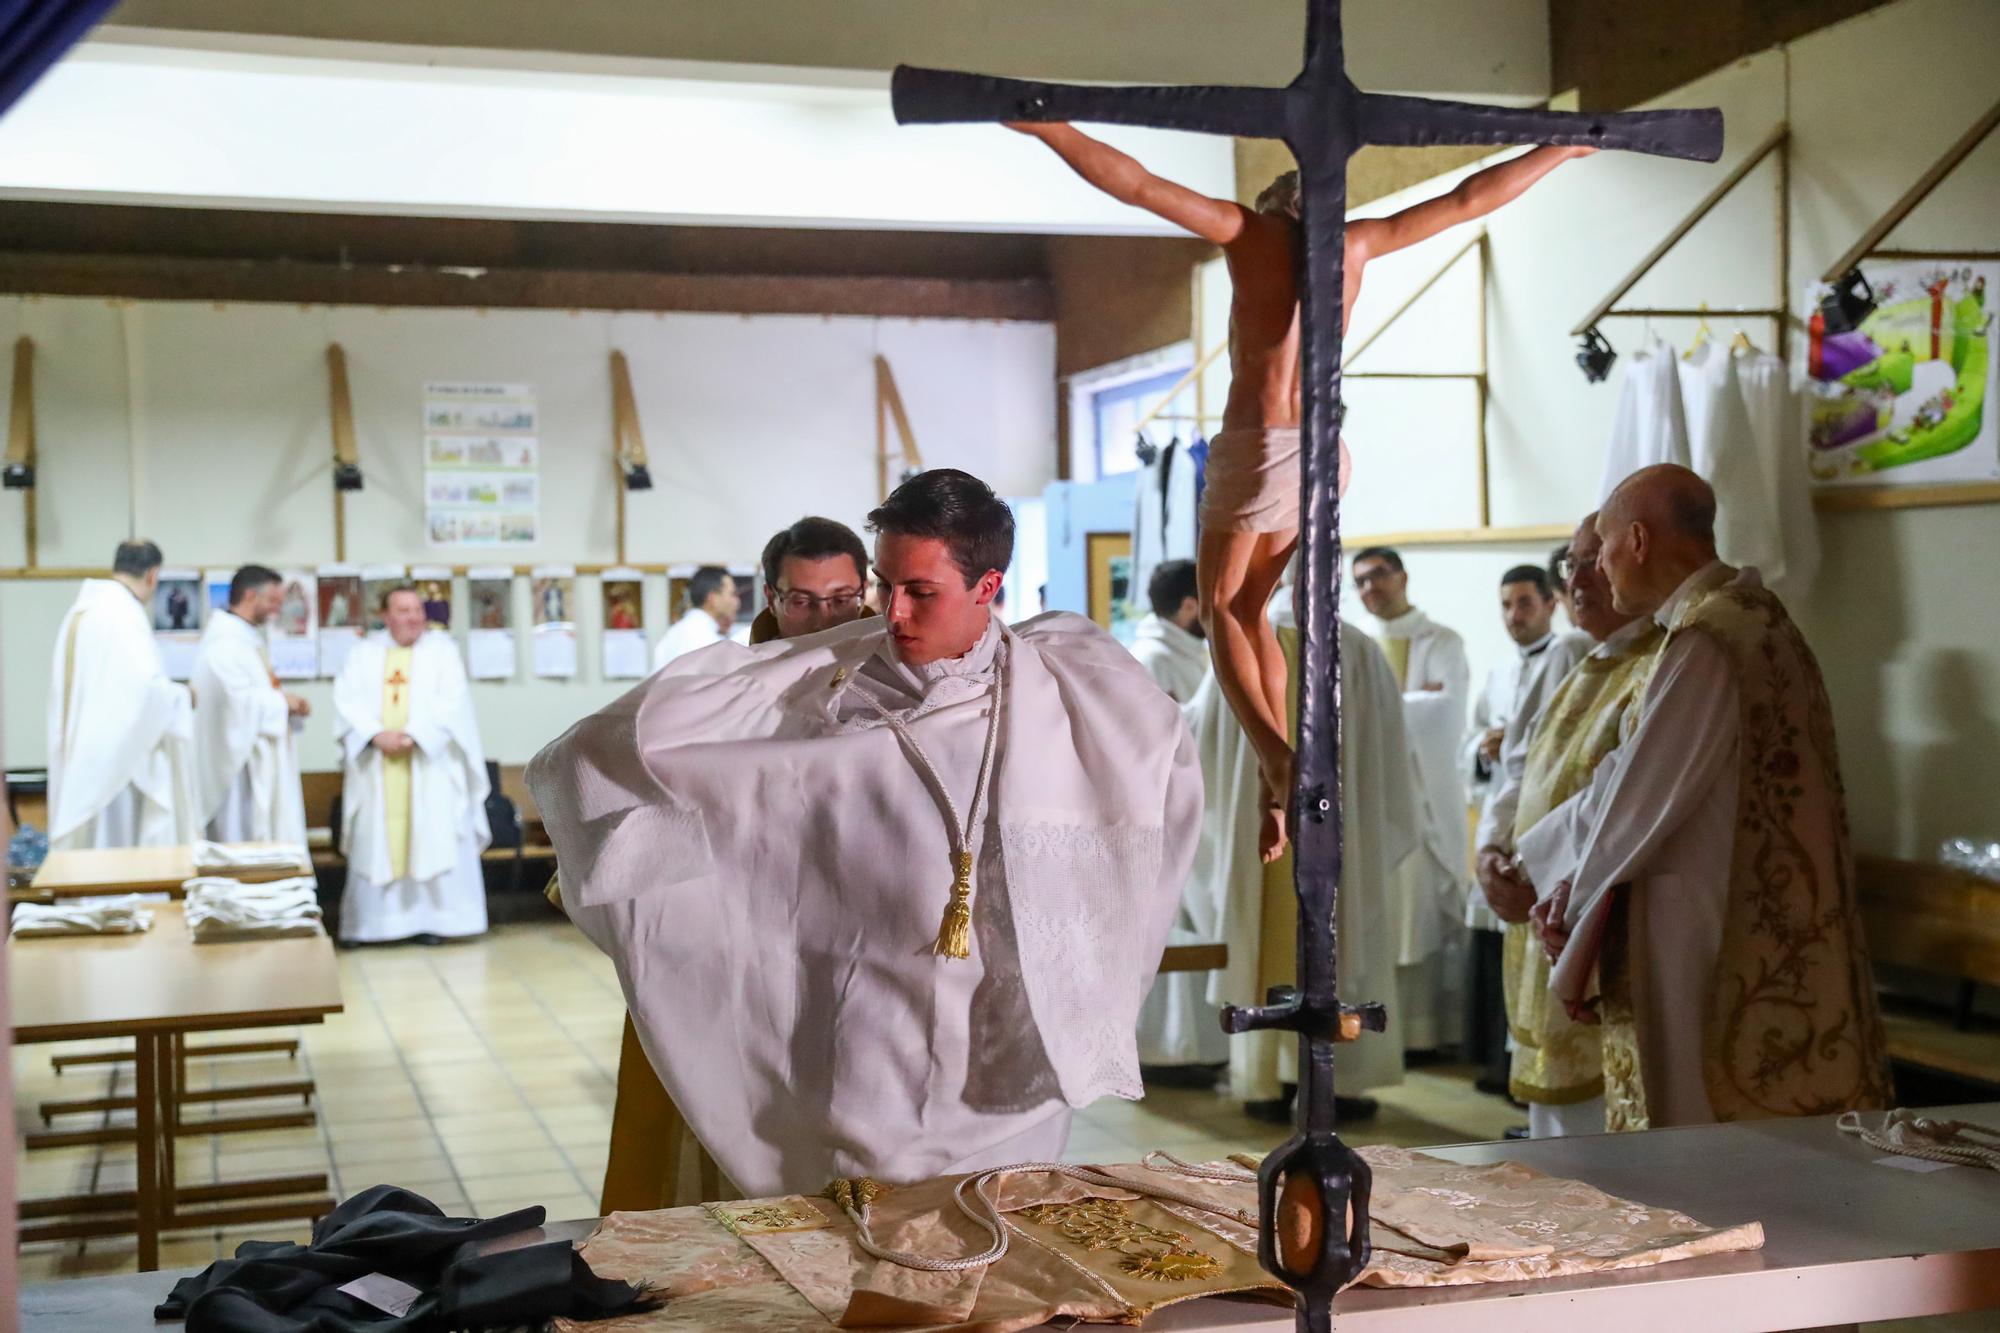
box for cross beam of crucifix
[893,3,1719,1326]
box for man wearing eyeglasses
[750,516,874,644]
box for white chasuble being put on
[528,612,1201,1198]
[334,631,491,943]
[1174,608,1418,1100]
[46,579,197,850]
[191,611,307,846]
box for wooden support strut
[326,344,357,562]
[1571,123,1791,337]
[1823,97,2000,283]
[609,350,648,567]
[7,335,36,567]
[874,354,923,502]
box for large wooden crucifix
[892,3,1721,1327]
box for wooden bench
[301,765,558,874]
[1857,854,2000,1088]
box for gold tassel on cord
[933,850,975,959]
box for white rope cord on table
[825,1158,1259,1273]
[1838,1108,2000,1171]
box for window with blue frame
[1092,367,1193,477]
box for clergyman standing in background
[45,540,197,850]
[191,563,310,846]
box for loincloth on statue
[1199,426,1303,534]
[557,1148,1763,1331]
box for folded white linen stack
[183,876,325,942]
[192,840,312,875]
[11,895,157,938]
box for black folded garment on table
[155,1184,655,1332]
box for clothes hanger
[1683,303,1714,361]
[1730,329,1758,356]
[1133,430,1159,466]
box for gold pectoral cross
[933,849,974,960]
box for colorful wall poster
[466,567,517,680]
[424,381,540,547]
[1807,260,1997,487]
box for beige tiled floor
[5,921,1586,1282]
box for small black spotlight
[1575,326,1617,383]
[1818,268,1876,335]
[2,461,32,489]
[333,461,364,492]
[623,462,654,491]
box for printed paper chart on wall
[424,381,541,547]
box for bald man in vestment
[46,540,197,850]
[1520,466,1888,1129]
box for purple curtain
[0,0,118,117]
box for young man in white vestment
[46,540,198,851]
[531,469,1200,1198]
[1128,558,1208,705]
[1148,571,1423,1119]
[191,564,310,845]
[1351,545,1470,1056]
[651,565,740,670]
[1460,563,1589,1094]
[333,587,491,945]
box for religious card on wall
[316,564,366,678]
[423,381,540,548]
[1807,260,1998,489]
[466,567,517,680]
[360,565,407,634]
[530,564,577,678]
[151,566,202,679]
[202,569,233,622]
[600,568,648,679]
[269,569,318,679]
[410,566,454,630]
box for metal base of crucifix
[892,4,1720,1326]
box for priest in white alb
[1128,558,1207,704]
[1163,572,1421,1119]
[334,586,491,945]
[1351,545,1470,1054]
[46,540,197,850]
[531,469,1199,1198]
[191,564,310,846]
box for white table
[1149,1103,2000,1330]
[21,1105,2000,1329]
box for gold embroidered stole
[381,645,414,881]
[1616,579,1890,1127]
[1379,634,1411,690]
[1502,626,1662,1111]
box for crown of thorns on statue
[1255,170,1301,220]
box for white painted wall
[1192,0,2000,857]
[0,298,1056,770]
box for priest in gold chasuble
[1518,467,1888,1130]
[1473,513,1662,1137]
